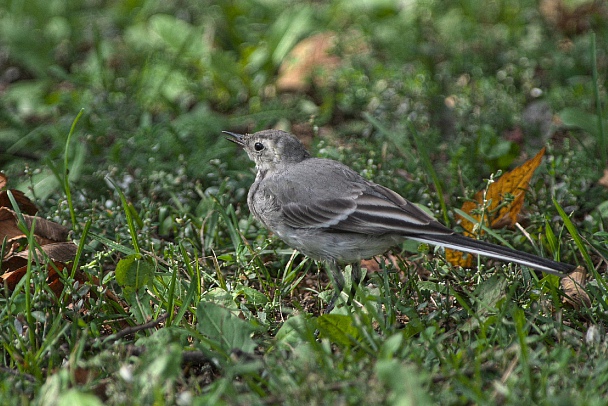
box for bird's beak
[223,131,245,147]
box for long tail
[409,233,576,277]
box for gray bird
[225,129,576,312]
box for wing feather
[268,158,453,236]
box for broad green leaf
[196,301,257,353]
[115,254,154,290]
[317,314,361,346]
[275,315,314,349]
[202,287,237,309]
[234,285,269,305]
[559,108,608,138]
[473,274,507,315]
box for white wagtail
[225,129,576,311]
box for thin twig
[103,313,169,344]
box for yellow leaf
[488,147,545,228]
[446,148,546,268]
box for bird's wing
[269,159,451,236]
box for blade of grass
[166,250,180,326]
[553,198,592,269]
[553,198,606,289]
[89,232,138,256]
[7,191,38,355]
[173,243,201,325]
[106,177,141,255]
[71,218,91,280]
[63,109,84,231]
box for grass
[1,0,608,404]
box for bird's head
[224,129,311,172]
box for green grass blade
[105,177,141,255]
[552,198,592,269]
[63,109,84,231]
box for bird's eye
[254,142,264,151]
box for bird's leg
[324,261,363,313]
[325,260,345,314]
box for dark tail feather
[410,233,576,277]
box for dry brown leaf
[2,242,78,272]
[47,263,71,297]
[276,32,341,92]
[447,148,546,267]
[0,176,106,305]
[0,201,78,296]
[0,207,69,244]
[0,174,39,215]
[0,266,27,290]
[0,262,85,297]
[561,266,591,309]
[0,208,26,242]
[0,190,38,215]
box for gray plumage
[225,129,576,309]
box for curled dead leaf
[0,262,87,298]
[2,242,78,272]
[0,190,38,215]
[561,266,591,309]
[0,207,69,244]
[0,173,39,215]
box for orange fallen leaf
[447,148,546,268]
[445,249,476,269]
